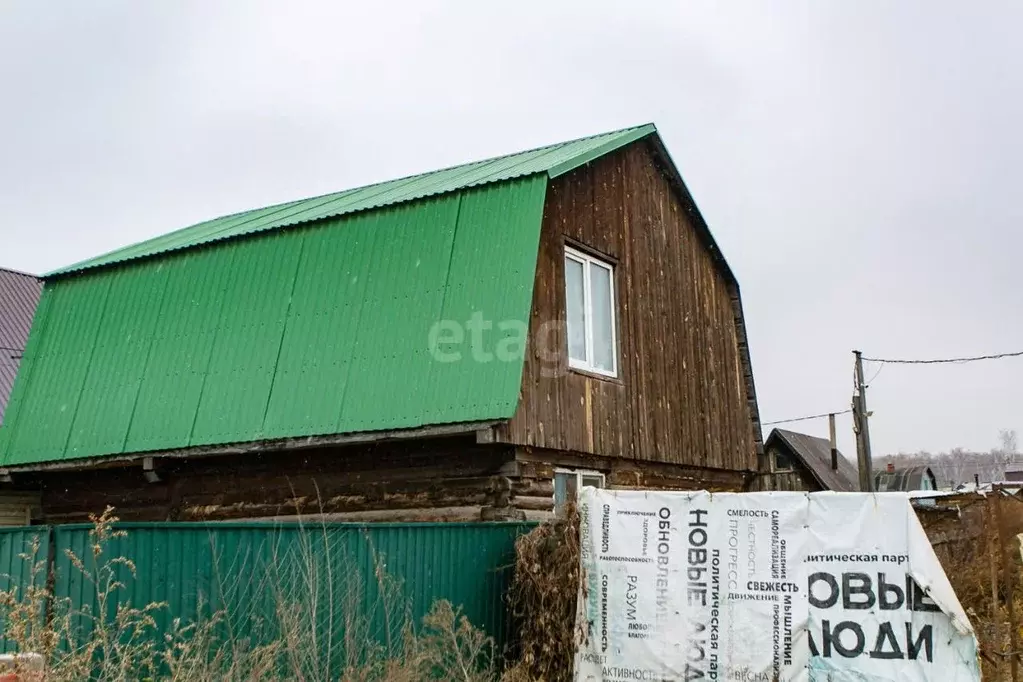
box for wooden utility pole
[852,351,875,492]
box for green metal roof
[0,124,659,467]
[50,124,656,277]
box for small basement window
[554,469,606,511]
[564,246,617,377]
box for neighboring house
[0,124,762,523]
[874,463,937,492]
[0,267,43,525]
[0,268,42,425]
[759,428,858,492]
[1005,467,1023,483]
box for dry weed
[504,504,581,682]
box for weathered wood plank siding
[499,141,757,471]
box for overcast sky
[1,1,1020,457]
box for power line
[861,350,1023,365]
[864,361,885,386]
[762,409,852,427]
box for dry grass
[503,505,581,682]
[0,507,503,682]
[922,493,1023,682]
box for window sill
[569,366,624,385]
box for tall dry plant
[503,504,581,682]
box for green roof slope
[2,177,547,465]
[50,124,655,277]
[1,125,661,466]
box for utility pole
[852,351,874,492]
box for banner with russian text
[573,490,979,682]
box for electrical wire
[860,350,1023,365]
[762,409,852,427]
[864,361,885,386]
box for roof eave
[644,133,739,290]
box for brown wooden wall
[750,469,820,492]
[498,140,757,471]
[18,437,520,524]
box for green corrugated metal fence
[0,521,534,662]
[0,526,51,654]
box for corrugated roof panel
[2,276,113,463]
[65,264,170,458]
[1,175,547,465]
[123,250,238,453]
[189,233,305,446]
[49,124,654,276]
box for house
[874,463,937,492]
[0,124,763,523]
[0,268,42,426]
[759,428,858,492]
[0,267,43,525]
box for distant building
[0,267,42,426]
[0,267,42,525]
[758,428,859,492]
[874,463,937,493]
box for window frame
[564,246,618,378]
[772,448,795,473]
[553,468,606,511]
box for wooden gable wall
[498,140,758,472]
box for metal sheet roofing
[0,177,548,465]
[0,268,42,426]
[50,124,656,276]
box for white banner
[574,490,979,682]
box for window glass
[554,472,569,507]
[589,262,614,372]
[774,450,794,471]
[564,247,617,376]
[554,471,605,513]
[564,257,586,363]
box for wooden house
[0,124,763,523]
[759,428,858,492]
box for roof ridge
[0,266,41,279]
[49,123,657,278]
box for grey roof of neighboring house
[0,268,42,424]
[768,428,860,492]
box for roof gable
[768,428,859,492]
[50,124,655,277]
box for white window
[564,246,617,377]
[554,469,606,511]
